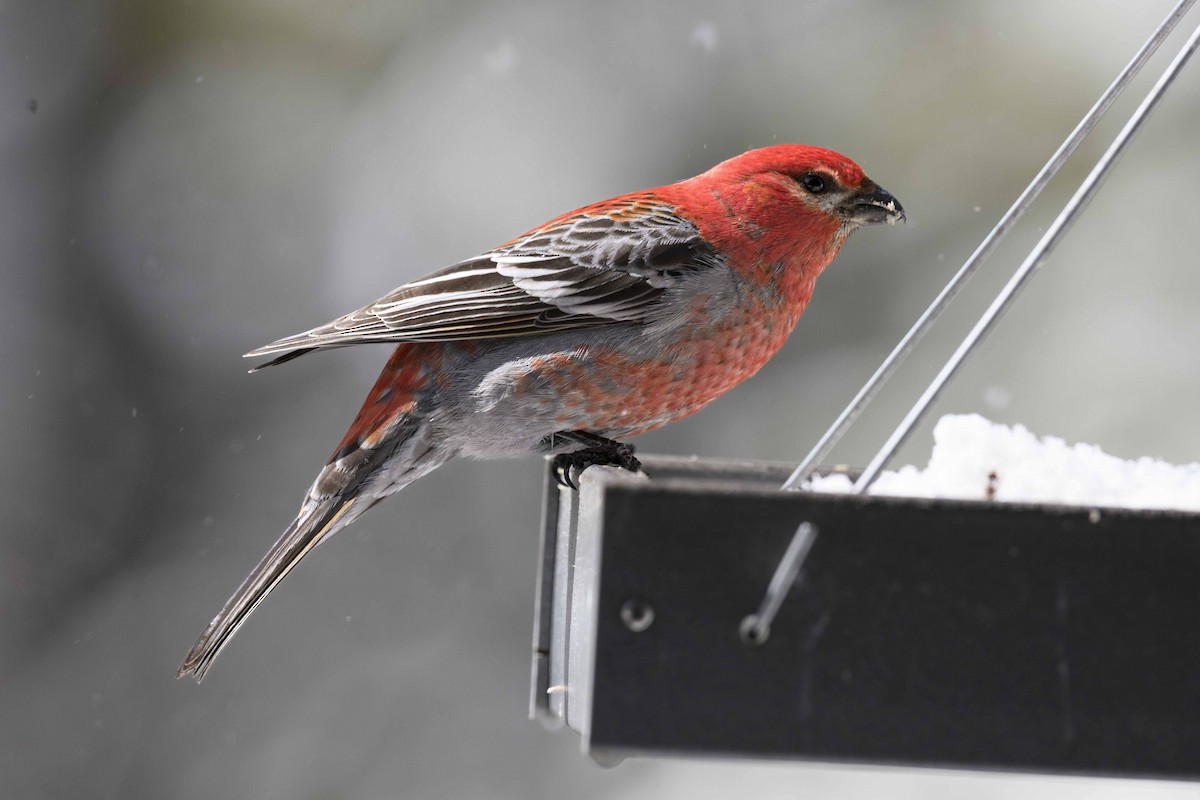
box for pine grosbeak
[178,144,904,680]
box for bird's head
[694,143,905,233]
[670,144,904,292]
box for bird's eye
[798,173,828,194]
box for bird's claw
[552,441,644,491]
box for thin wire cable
[853,20,1200,493]
[739,522,818,645]
[781,0,1197,492]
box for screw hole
[620,599,655,632]
[739,615,770,645]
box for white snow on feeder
[808,414,1200,513]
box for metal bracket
[531,454,1200,780]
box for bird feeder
[530,2,1200,781]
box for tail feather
[180,342,447,682]
[247,347,317,372]
[178,413,418,682]
[176,495,359,681]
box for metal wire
[739,521,818,645]
[853,19,1200,493]
[781,0,1197,492]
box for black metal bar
[536,457,1200,780]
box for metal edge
[530,457,562,726]
[606,457,1200,523]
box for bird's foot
[546,432,644,490]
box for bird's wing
[245,196,723,368]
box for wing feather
[246,198,723,364]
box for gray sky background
[3,1,1198,798]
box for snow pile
[808,414,1200,513]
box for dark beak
[846,179,905,226]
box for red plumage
[178,144,904,681]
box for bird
[177,144,904,681]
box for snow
[807,414,1200,513]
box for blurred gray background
[3,0,1199,798]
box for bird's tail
[176,489,363,681]
[178,342,450,682]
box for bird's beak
[844,179,905,226]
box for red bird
[178,144,904,680]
